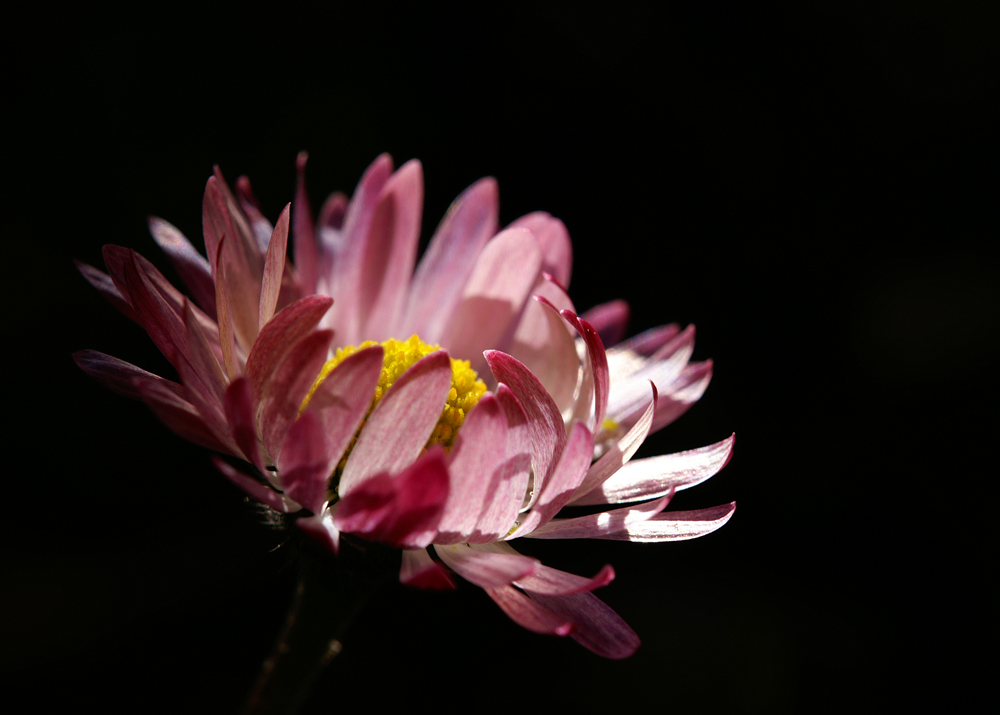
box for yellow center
[301,335,486,473]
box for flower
[75,152,735,659]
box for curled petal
[594,502,737,542]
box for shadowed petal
[259,203,290,330]
[581,299,630,349]
[594,502,736,542]
[297,508,342,555]
[278,411,332,515]
[212,456,299,514]
[434,543,538,589]
[224,376,266,474]
[400,549,455,590]
[292,152,320,294]
[148,216,217,319]
[477,541,615,595]
[485,585,573,636]
[555,304,609,431]
[74,350,183,401]
[235,175,274,253]
[131,375,229,453]
[76,260,140,323]
[528,591,640,659]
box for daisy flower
[75,152,735,660]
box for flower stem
[242,540,396,715]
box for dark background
[7,2,996,713]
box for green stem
[242,540,396,715]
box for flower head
[76,152,735,659]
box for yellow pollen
[300,335,486,473]
[601,417,619,433]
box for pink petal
[183,300,227,405]
[526,493,673,540]
[73,350,183,401]
[297,507,341,554]
[245,295,334,401]
[339,350,452,496]
[439,228,543,377]
[131,375,229,453]
[223,376,265,474]
[573,434,735,505]
[318,191,348,233]
[148,216,217,319]
[333,449,449,549]
[434,394,508,544]
[258,203,290,330]
[468,385,532,543]
[648,360,713,433]
[570,382,656,503]
[508,420,594,538]
[401,177,499,341]
[213,250,240,380]
[507,281,579,417]
[235,175,274,253]
[507,211,573,288]
[258,329,336,463]
[605,323,681,384]
[212,456,299,514]
[528,591,640,659]
[484,350,567,508]
[515,564,616,595]
[485,585,573,636]
[556,306,609,432]
[606,325,696,421]
[76,260,140,323]
[580,299,630,349]
[433,543,538,589]
[121,248,186,369]
[594,502,737,542]
[400,549,455,590]
[360,159,423,341]
[292,152,320,294]
[277,411,333,514]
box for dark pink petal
[434,395,508,544]
[212,456,299,514]
[400,549,456,590]
[580,299,630,351]
[223,377,265,474]
[468,385,532,543]
[131,375,229,453]
[526,493,673,540]
[556,306,609,432]
[593,502,737,542]
[318,191,349,233]
[439,228,543,377]
[324,154,394,344]
[434,543,538,589]
[339,350,452,496]
[297,344,384,486]
[183,300,227,405]
[277,411,332,515]
[292,152,320,294]
[174,349,240,456]
[75,260,140,323]
[148,216,217,319]
[508,281,579,417]
[401,177,499,341]
[259,203,290,330]
[485,585,573,636]
[485,350,567,506]
[258,329,336,462]
[121,249,186,369]
[507,212,573,288]
[213,252,240,380]
[515,563,616,595]
[235,175,274,253]
[73,350,183,401]
[571,382,656,503]
[333,450,449,549]
[509,421,594,538]
[528,591,640,659]
[574,434,735,505]
[297,508,341,555]
[361,159,423,340]
[245,294,333,401]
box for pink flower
[75,152,735,659]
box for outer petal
[277,411,333,515]
[434,543,538,589]
[400,549,455,590]
[148,216,217,320]
[333,450,449,549]
[594,502,737,542]
[528,591,640,659]
[292,152,320,294]
[401,177,499,341]
[572,434,735,506]
[581,299,630,349]
[297,507,341,555]
[76,260,140,324]
[339,350,452,496]
[212,456,299,514]
[525,493,673,540]
[223,376,266,474]
[131,375,229,453]
[507,211,572,288]
[73,350,184,401]
[477,542,615,595]
[648,360,713,433]
[485,585,573,636]
[555,304,609,432]
[258,203,290,330]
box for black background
[7,2,996,713]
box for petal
[297,508,341,555]
[439,228,543,377]
[278,410,333,515]
[527,591,640,659]
[333,449,449,549]
[148,216,217,319]
[76,260,140,323]
[570,382,656,503]
[434,542,538,589]
[401,177,499,341]
[507,211,572,288]
[235,175,274,253]
[183,299,227,405]
[212,456,299,514]
[580,299,630,349]
[594,502,737,542]
[434,394,508,544]
[73,350,183,401]
[213,251,240,380]
[606,325,696,421]
[223,376,266,474]
[557,306,609,432]
[572,434,735,505]
[605,323,681,384]
[292,152,320,294]
[360,159,423,341]
[478,541,615,595]
[245,295,334,401]
[526,493,673,540]
[258,203,290,330]
[400,549,456,590]
[508,420,594,538]
[339,350,452,496]
[648,360,713,433]
[485,585,573,636]
[131,375,229,453]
